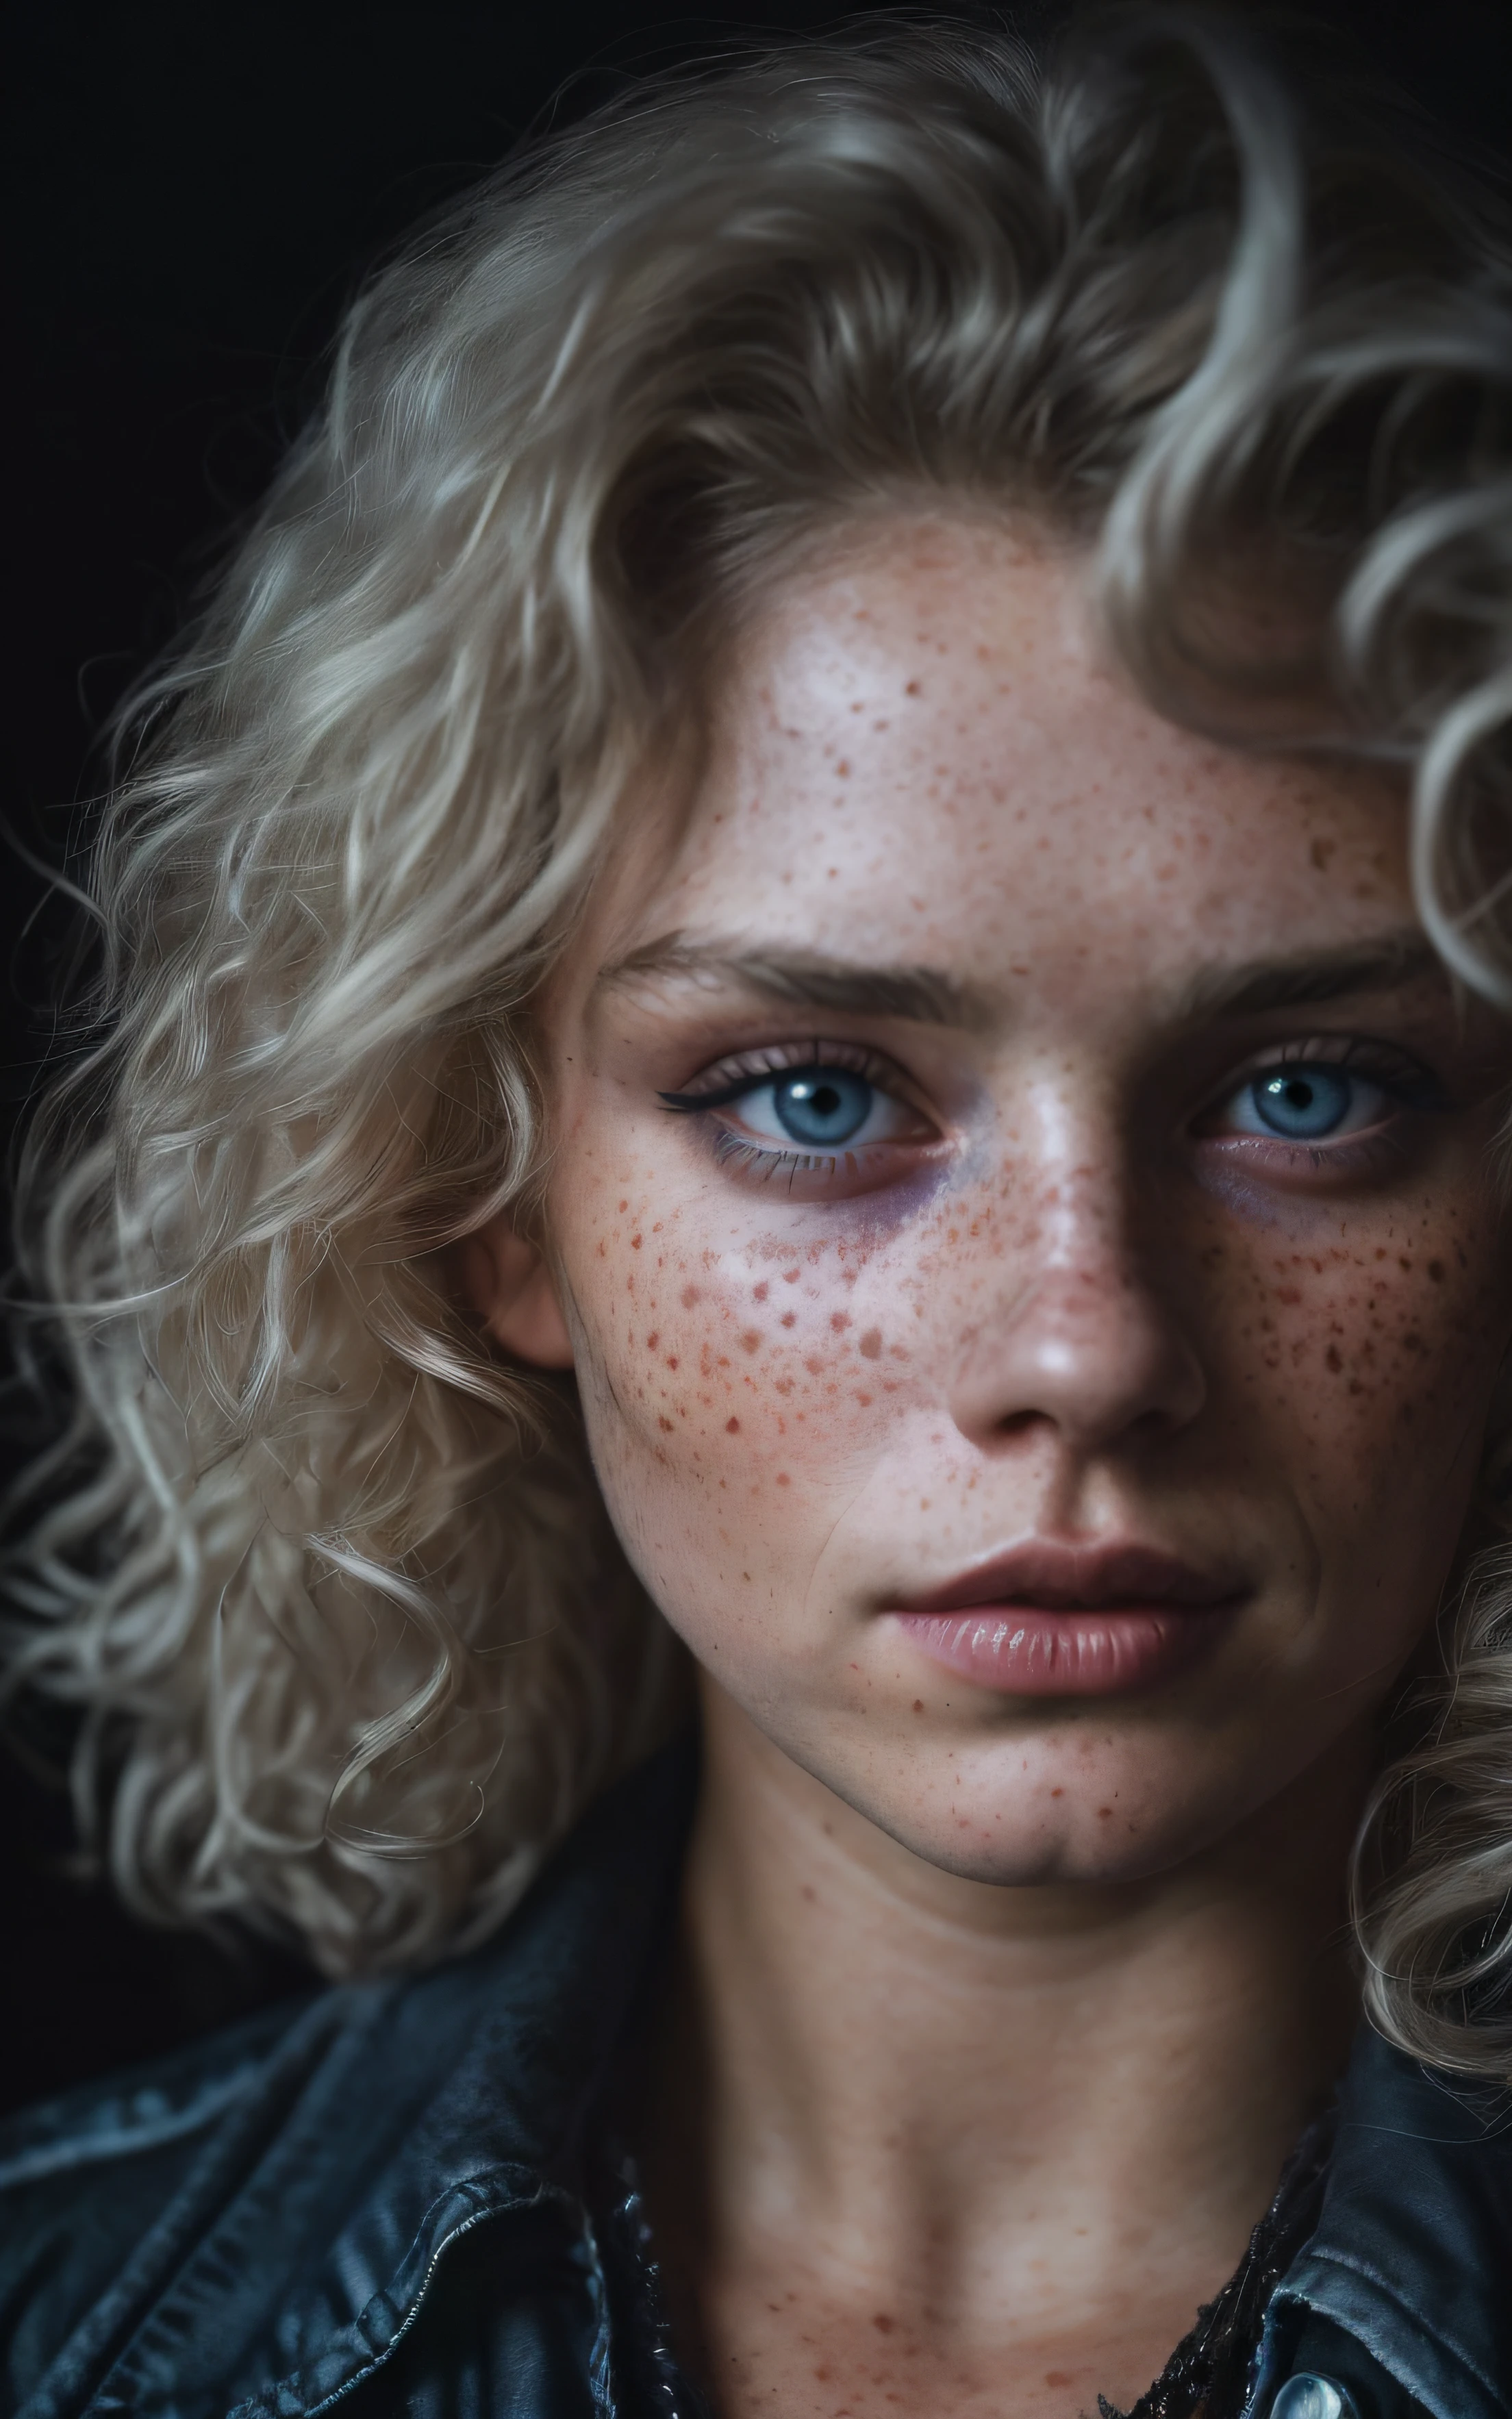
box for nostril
[947,1258,1207,1454]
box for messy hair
[5,10,1511,2068]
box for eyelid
[1237,1033,1414,1068]
[660,1036,922,1115]
[1202,1034,1446,1107]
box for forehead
[602,517,1411,997]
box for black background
[6,3,1511,2112]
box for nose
[946,1144,1207,1457]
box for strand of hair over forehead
[3,11,1511,2066]
[1097,17,1512,1010]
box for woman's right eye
[730,1068,919,1151]
[659,1053,940,1182]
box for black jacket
[1,1744,1508,2419]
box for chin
[854,1754,1255,1890]
[905,1820,1183,1891]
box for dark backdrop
[6,2,1510,2113]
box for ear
[455,1214,575,1370]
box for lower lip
[892,1605,1235,1696]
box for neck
[641,1681,1365,2363]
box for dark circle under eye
[772,1070,874,1148]
[1250,1066,1353,1139]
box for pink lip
[889,1541,1244,1698]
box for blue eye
[1217,1061,1398,1144]
[771,1070,874,1146]
[660,1057,928,1161]
[1249,1067,1354,1138]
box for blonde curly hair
[6,10,1511,2071]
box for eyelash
[1185,1038,1454,1188]
[708,1132,835,1186]
[1211,1038,1446,1119]
[659,1040,927,1186]
[659,1038,896,1116]
[657,1032,1448,1194]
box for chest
[664,2265,1208,2419]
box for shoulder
[0,1742,692,2418]
[0,1924,579,2418]
[1268,2027,1512,2419]
[0,1977,407,2413]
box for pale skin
[463,516,1512,2415]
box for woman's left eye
[1215,1063,1394,1143]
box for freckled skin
[475,518,1512,2416]
[542,524,1511,1894]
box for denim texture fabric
[1,1741,1506,2419]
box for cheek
[1209,1187,1511,1520]
[555,1170,929,1592]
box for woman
[1,12,1508,2416]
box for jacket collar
[317,1740,1507,2419]
[1255,2022,1511,2418]
[276,1740,1508,2419]
[151,1736,1504,2419]
[138,1740,698,2419]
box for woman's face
[529,516,1512,1885]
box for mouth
[888,1540,1246,1698]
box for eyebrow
[1179,933,1442,1021]
[596,936,996,1030]
[598,928,1444,1036]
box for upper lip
[901,1540,1244,1616]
